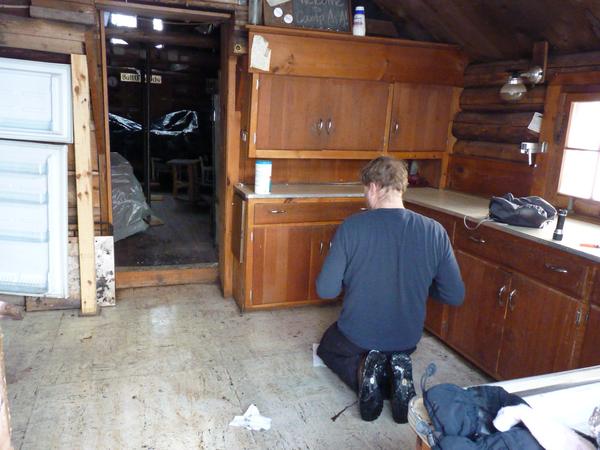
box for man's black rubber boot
[358,350,387,421]
[389,353,417,424]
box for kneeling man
[316,157,465,423]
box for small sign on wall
[120,73,162,84]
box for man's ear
[368,182,378,196]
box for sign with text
[120,73,162,84]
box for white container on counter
[254,160,272,194]
[352,6,366,36]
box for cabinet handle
[269,209,286,214]
[319,241,324,255]
[329,241,332,249]
[394,122,399,134]
[360,207,368,211]
[497,285,506,306]
[544,263,568,274]
[468,235,486,244]
[326,118,333,134]
[316,118,323,134]
[508,289,517,311]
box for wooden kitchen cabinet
[255,74,325,151]
[579,304,600,367]
[497,273,581,379]
[322,78,390,151]
[446,251,511,375]
[251,74,390,158]
[233,194,365,310]
[388,83,455,153]
[251,225,314,305]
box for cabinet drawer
[455,225,590,298]
[254,201,366,225]
[405,203,456,240]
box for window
[110,13,137,28]
[557,101,600,201]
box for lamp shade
[500,74,527,102]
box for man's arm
[429,230,465,306]
[316,225,347,299]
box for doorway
[101,8,225,276]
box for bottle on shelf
[352,6,366,36]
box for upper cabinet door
[255,74,325,151]
[388,83,454,152]
[0,57,73,144]
[323,79,390,151]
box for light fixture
[155,44,164,49]
[153,18,163,31]
[499,66,544,102]
[110,13,137,28]
[109,38,128,46]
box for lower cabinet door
[308,224,338,301]
[579,304,600,367]
[251,226,315,305]
[446,251,511,375]
[497,273,580,379]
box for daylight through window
[557,101,600,201]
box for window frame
[553,91,600,219]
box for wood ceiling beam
[96,0,231,23]
[106,27,217,48]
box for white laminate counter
[234,183,600,263]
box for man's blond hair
[360,157,408,194]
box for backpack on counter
[489,193,557,228]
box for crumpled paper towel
[229,404,271,431]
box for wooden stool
[167,159,200,202]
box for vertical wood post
[71,54,98,316]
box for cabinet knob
[508,289,517,311]
[329,241,332,249]
[497,285,506,306]
[544,263,568,274]
[241,130,248,142]
[269,209,286,214]
[317,118,324,134]
[360,207,368,211]
[394,122,399,134]
[326,118,333,134]
[468,235,486,244]
[319,241,324,255]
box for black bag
[489,193,557,228]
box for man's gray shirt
[316,207,464,351]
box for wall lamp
[499,66,544,102]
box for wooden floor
[114,193,217,267]
[1,285,490,449]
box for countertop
[234,183,600,263]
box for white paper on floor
[313,343,326,367]
[229,404,272,431]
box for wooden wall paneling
[440,86,462,187]
[248,27,466,86]
[99,10,113,232]
[85,28,111,236]
[530,84,562,197]
[460,86,546,112]
[452,111,541,144]
[447,155,533,197]
[71,54,98,316]
[0,13,85,54]
[453,141,528,163]
[219,23,241,297]
[30,0,96,25]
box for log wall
[448,50,600,199]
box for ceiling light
[500,66,544,102]
[110,38,128,46]
[155,44,164,49]
[110,13,137,28]
[153,18,164,31]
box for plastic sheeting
[111,152,151,242]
